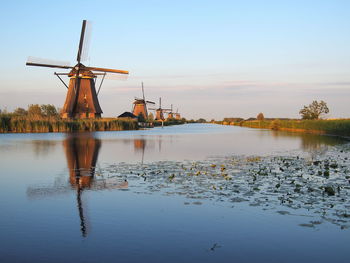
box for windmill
[26,20,129,119]
[149,97,172,121]
[167,104,174,119]
[175,108,181,120]
[132,82,155,121]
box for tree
[299,100,329,120]
[28,104,42,117]
[196,118,207,123]
[147,112,154,122]
[257,112,264,121]
[14,107,28,116]
[137,112,146,122]
[41,104,58,117]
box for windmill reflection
[27,133,128,238]
[64,133,101,189]
[134,138,146,164]
[63,133,101,237]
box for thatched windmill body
[175,108,181,120]
[149,97,171,121]
[167,104,174,119]
[26,20,129,119]
[132,82,155,120]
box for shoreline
[0,116,187,134]
[218,119,350,140]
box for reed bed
[0,115,138,133]
[153,119,186,127]
[225,119,350,137]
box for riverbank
[0,116,138,133]
[219,119,350,137]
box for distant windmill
[132,82,155,120]
[167,104,174,119]
[26,20,129,119]
[149,97,171,121]
[175,108,181,120]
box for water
[0,124,349,263]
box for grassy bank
[0,115,138,133]
[221,119,350,137]
[153,119,186,127]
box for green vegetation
[0,115,138,133]
[223,119,350,137]
[153,118,186,127]
[299,100,329,120]
[0,104,138,133]
[257,112,264,121]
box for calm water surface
[0,124,349,263]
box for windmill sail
[26,57,72,69]
[78,20,92,62]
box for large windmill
[132,82,155,120]
[26,20,129,119]
[149,97,172,121]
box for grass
[222,119,350,137]
[153,119,186,127]
[0,114,138,133]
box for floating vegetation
[104,144,350,229]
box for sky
[0,0,349,120]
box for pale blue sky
[0,0,349,119]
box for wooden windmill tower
[167,104,174,119]
[132,82,155,120]
[149,97,172,121]
[175,108,181,120]
[26,20,129,119]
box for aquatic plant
[104,144,350,229]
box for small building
[118,112,137,120]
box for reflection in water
[27,133,130,237]
[32,140,58,156]
[63,133,101,237]
[24,127,349,237]
[270,130,346,158]
[134,138,146,164]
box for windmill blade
[79,20,92,62]
[141,82,145,101]
[102,72,129,81]
[77,20,87,63]
[146,101,155,104]
[86,66,129,75]
[26,57,72,69]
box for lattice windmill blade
[142,82,145,101]
[85,66,129,74]
[26,57,72,69]
[77,20,87,64]
[146,101,155,104]
[78,20,92,63]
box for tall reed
[0,114,138,133]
